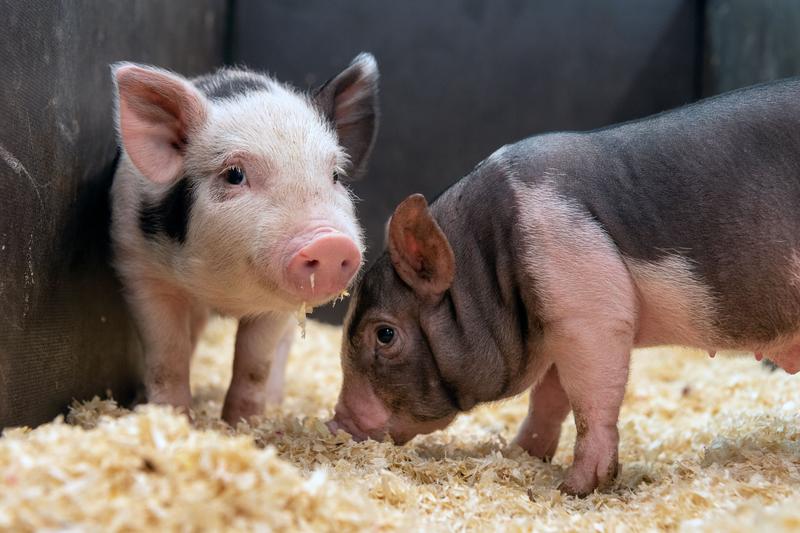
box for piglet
[330,77,800,496]
[110,54,378,424]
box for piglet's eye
[224,166,246,186]
[376,326,395,345]
[333,171,340,184]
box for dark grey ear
[314,53,379,180]
[383,215,392,249]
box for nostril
[288,233,361,295]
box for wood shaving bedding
[2,316,800,531]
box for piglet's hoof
[170,404,196,423]
[558,460,620,497]
[510,434,559,463]
[161,404,195,424]
[558,465,597,497]
[221,397,264,426]
[557,479,596,498]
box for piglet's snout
[328,380,391,442]
[285,230,361,300]
[326,417,367,442]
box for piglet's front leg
[513,365,572,461]
[263,325,294,405]
[222,313,293,425]
[127,281,197,413]
[552,322,633,497]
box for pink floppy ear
[112,63,208,184]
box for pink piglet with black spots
[110,54,379,424]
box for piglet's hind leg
[512,365,571,461]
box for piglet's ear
[112,63,208,184]
[388,194,455,300]
[314,53,379,180]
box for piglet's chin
[386,429,414,446]
[327,412,458,446]
[385,414,458,445]
[326,416,410,445]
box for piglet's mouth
[326,414,454,446]
[326,418,390,443]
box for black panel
[704,0,800,95]
[0,0,228,428]
[230,0,698,323]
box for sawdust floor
[3,317,800,531]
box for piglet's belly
[634,295,800,375]
[625,254,799,374]
[627,255,719,349]
[633,309,713,350]
[636,312,800,374]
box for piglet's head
[112,54,379,312]
[330,194,476,444]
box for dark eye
[376,326,395,345]
[224,166,246,185]
[333,171,340,184]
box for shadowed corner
[59,146,144,414]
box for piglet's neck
[428,160,543,401]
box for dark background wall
[0,0,229,428]
[3,0,800,427]
[704,0,800,94]
[231,0,700,322]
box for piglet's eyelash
[220,165,247,185]
[219,164,242,174]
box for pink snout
[327,410,455,445]
[327,378,391,442]
[285,232,361,301]
[326,417,372,442]
[327,389,457,445]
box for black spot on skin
[193,69,272,100]
[139,179,193,243]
